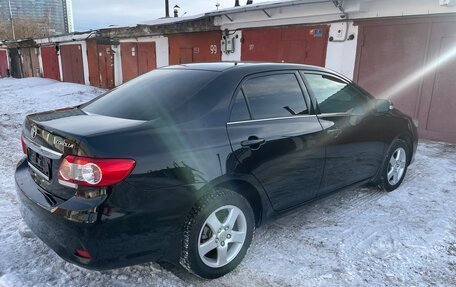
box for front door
[227,71,325,211]
[302,72,385,194]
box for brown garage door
[137,42,156,74]
[87,40,115,89]
[354,16,456,143]
[21,47,40,78]
[121,42,156,83]
[120,42,139,82]
[60,44,84,84]
[417,20,456,142]
[168,31,221,65]
[0,50,7,77]
[98,44,115,89]
[21,48,33,78]
[41,46,60,81]
[241,25,328,67]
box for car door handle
[241,137,266,148]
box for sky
[72,0,273,31]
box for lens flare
[378,43,456,101]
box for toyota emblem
[31,125,38,138]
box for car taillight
[21,136,27,154]
[58,155,135,187]
[75,249,92,259]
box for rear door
[227,71,325,211]
[302,72,386,194]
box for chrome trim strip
[227,114,316,125]
[40,146,63,157]
[317,112,350,117]
[22,136,63,159]
[28,162,50,181]
[58,179,78,189]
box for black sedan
[16,62,418,278]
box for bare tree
[0,16,52,40]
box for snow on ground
[0,77,455,287]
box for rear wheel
[180,188,254,279]
[378,139,409,191]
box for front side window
[242,73,308,119]
[304,73,371,114]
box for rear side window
[81,69,218,121]
[230,90,251,122]
[304,73,370,114]
[242,73,308,119]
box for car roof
[161,62,330,73]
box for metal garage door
[417,20,456,142]
[354,16,456,143]
[0,50,7,77]
[21,48,33,78]
[21,47,40,78]
[120,42,139,82]
[121,42,156,83]
[8,48,22,78]
[60,44,84,84]
[98,44,115,89]
[241,25,329,67]
[137,42,156,74]
[87,40,115,89]
[168,31,221,65]
[41,46,60,81]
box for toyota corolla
[16,63,417,278]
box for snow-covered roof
[136,0,330,27]
[205,0,329,16]
[34,32,94,44]
[139,13,206,26]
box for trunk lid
[22,107,146,200]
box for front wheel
[180,188,255,279]
[378,139,409,191]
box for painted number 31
[210,45,218,54]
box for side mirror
[375,99,392,113]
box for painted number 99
[210,44,218,54]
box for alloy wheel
[198,205,247,268]
[387,147,407,185]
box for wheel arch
[215,179,264,227]
[199,174,271,228]
[372,131,414,185]
[395,132,414,165]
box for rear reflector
[58,155,135,187]
[75,249,92,259]
[21,136,27,154]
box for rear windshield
[81,69,219,121]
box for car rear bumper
[15,158,181,270]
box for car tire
[378,139,409,192]
[180,188,255,279]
